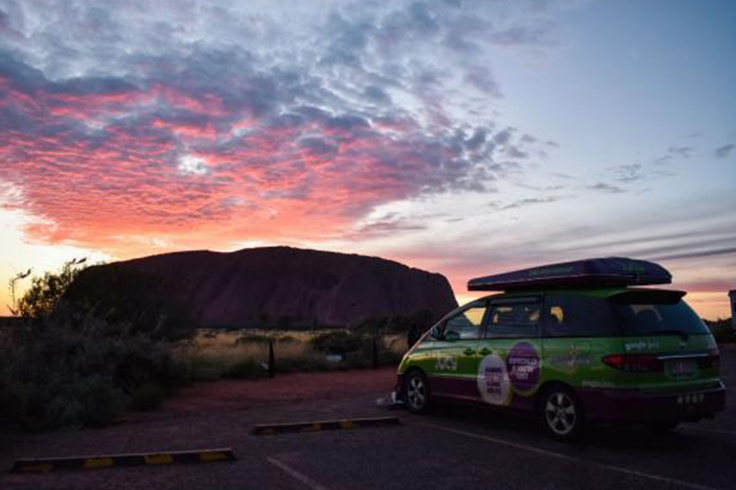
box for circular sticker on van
[477,354,511,406]
[506,342,540,394]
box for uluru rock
[65,246,458,328]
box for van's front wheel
[405,371,431,414]
[540,387,585,441]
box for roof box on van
[467,257,672,291]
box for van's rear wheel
[405,371,431,414]
[541,387,585,441]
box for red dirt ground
[129,367,397,421]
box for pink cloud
[0,40,534,259]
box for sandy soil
[125,366,398,422]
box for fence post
[268,339,275,379]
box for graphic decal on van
[477,354,512,406]
[506,342,540,394]
[549,343,592,370]
[435,354,458,371]
[624,340,660,352]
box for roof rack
[467,257,671,292]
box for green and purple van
[394,258,726,440]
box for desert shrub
[1,259,191,430]
[276,356,332,374]
[0,335,23,423]
[344,355,371,370]
[378,348,404,366]
[2,314,187,430]
[705,318,734,344]
[235,332,272,344]
[310,330,366,355]
[181,358,224,382]
[129,382,167,411]
[308,329,399,369]
[9,259,87,318]
[224,359,264,379]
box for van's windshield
[611,296,709,337]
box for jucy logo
[435,355,457,371]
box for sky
[0,0,734,319]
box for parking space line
[419,422,724,490]
[267,456,334,490]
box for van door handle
[478,348,491,356]
[463,348,475,356]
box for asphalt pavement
[2,344,735,490]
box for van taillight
[602,354,663,372]
[698,349,720,370]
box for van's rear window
[611,298,709,336]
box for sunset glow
[1,0,734,319]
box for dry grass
[174,329,407,380]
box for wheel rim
[407,375,426,410]
[544,392,577,436]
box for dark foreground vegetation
[0,315,186,430]
[0,260,193,430]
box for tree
[10,258,87,318]
[7,268,32,316]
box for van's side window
[485,300,540,338]
[443,305,487,340]
[544,295,619,337]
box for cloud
[603,162,675,186]
[653,144,695,164]
[489,196,564,211]
[611,164,644,183]
[667,146,692,158]
[586,183,625,194]
[0,0,562,255]
[651,247,736,262]
[715,143,734,159]
[464,65,502,97]
[346,213,429,240]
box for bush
[181,358,223,382]
[0,259,194,430]
[235,332,272,344]
[276,356,332,374]
[1,314,187,430]
[225,359,265,379]
[9,259,87,318]
[129,382,167,411]
[706,318,734,345]
[310,330,367,355]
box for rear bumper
[579,383,726,424]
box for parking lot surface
[2,345,735,490]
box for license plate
[667,359,697,378]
